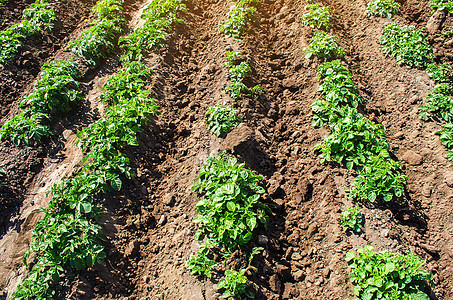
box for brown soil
[1,0,453,299]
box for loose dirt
[1,0,453,299]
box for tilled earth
[1,0,453,299]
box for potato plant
[188,153,268,297]
[366,0,400,18]
[206,105,241,138]
[219,0,260,39]
[303,32,345,60]
[0,60,82,145]
[340,205,362,233]
[119,0,186,62]
[426,62,453,83]
[380,23,434,69]
[437,123,453,161]
[419,83,453,122]
[301,3,332,30]
[430,0,453,14]
[346,246,433,300]
[224,51,263,101]
[68,0,125,66]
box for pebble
[158,215,167,226]
[401,150,423,166]
[258,235,269,245]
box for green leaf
[111,177,122,191]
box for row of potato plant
[189,5,271,298]
[0,0,55,66]
[302,8,407,202]
[11,0,186,297]
[188,153,269,299]
[379,20,453,162]
[0,60,82,145]
[0,0,122,146]
[302,5,432,299]
[12,60,159,300]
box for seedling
[219,0,260,39]
[120,0,186,62]
[346,246,433,300]
[366,0,400,18]
[430,0,453,14]
[0,60,81,145]
[419,83,453,122]
[303,32,345,60]
[224,51,262,101]
[380,23,434,69]
[301,3,332,30]
[426,62,453,83]
[206,105,241,138]
[340,205,362,233]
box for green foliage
[0,60,81,145]
[22,60,82,113]
[442,26,453,36]
[366,0,400,18]
[0,111,52,146]
[303,32,345,60]
[188,154,268,294]
[301,4,332,30]
[314,106,389,170]
[419,83,453,122]
[192,153,268,252]
[69,19,124,66]
[312,60,361,127]
[430,0,453,14]
[380,23,434,69]
[437,123,453,161]
[349,152,407,202]
[206,105,241,138]
[13,61,159,299]
[216,247,262,299]
[224,51,262,101]
[0,0,55,66]
[219,0,259,39]
[426,62,453,83]
[340,205,362,233]
[101,61,152,104]
[23,0,56,32]
[312,60,407,202]
[187,239,218,278]
[68,0,124,65]
[120,0,186,62]
[346,246,433,300]
[217,269,251,299]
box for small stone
[426,10,446,34]
[124,240,138,257]
[158,215,167,226]
[444,171,453,187]
[163,194,175,206]
[293,269,305,281]
[258,235,269,245]
[269,274,282,293]
[401,150,423,166]
[381,229,390,238]
[422,184,431,197]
